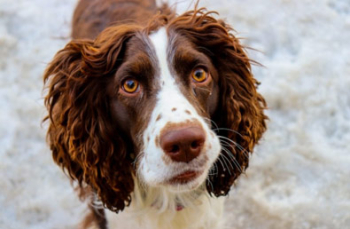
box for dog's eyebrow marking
[147,136,150,142]
[171,108,177,112]
[156,114,162,121]
[185,110,191,115]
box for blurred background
[0,0,349,228]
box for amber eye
[122,79,139,93]
[192,68,208,83]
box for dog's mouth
[168,170,201,184]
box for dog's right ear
[43,26,139,212]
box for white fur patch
[138,27,221,193]
[105,179,225,229]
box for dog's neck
[121,178,225,229]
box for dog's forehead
[146,28,212,80]
[148,28,169,65]
[148,28,172,82]
[121,28,173,81]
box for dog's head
[44,8,267,212]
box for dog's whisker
[203,117,219,130]
[217,155,232,176]
[132,152,144,170]
[218,136,251,159]
[215,156,227,175]
[219,139,244,172]
[206,176,215,192]
[208,159,219,176]
[219,139,239,158]
[224,150,243,173]
[213,127,244,138]
[208,164,218,176]
[220,147,236,174]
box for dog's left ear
[206,18,267,196]
[43,26,138,212]
[169,8,267,196]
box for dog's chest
[105,196,225,229]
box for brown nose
[160,126,205,163]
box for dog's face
[110,28,221,192]
[44,9,267,212]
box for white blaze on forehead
[148,27,197,118]
[149,28,170,82]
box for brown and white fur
[43,0,267,228]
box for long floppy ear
[43,26,138,212]
[169,8,267,196]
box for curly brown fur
[43,26,140,212]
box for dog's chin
[165,170,208,193]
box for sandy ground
[1,0,350,228]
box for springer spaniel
[43,0,267,228]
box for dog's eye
[122,79,139,93]
[192,68,208,83]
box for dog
[43,0,267,228]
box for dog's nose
[160,126,205,163]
